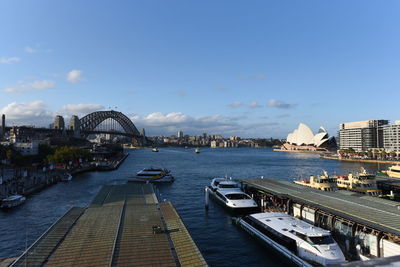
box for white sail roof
[286,123,331,147]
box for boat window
[308,235,335,245]
[214,181,220,186]
[219,184,237,188]
[225,193,250,200]
[392,169,400,173]
[216,192,227,202]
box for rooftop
[241,178,400,236]
[11,183,207,267]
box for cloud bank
[0,57,21,64]
[4,80,55,94]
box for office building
[339,120,388,151]
[178,130,183,138]
[383,121,400,153]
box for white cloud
[4,80,55,94]
[0,57,21,64]
[249,101,262,108]
[67,69,84,83]
[24,46,36,53]
[129,112,279,137]
[228,101,243,108]
[0,101,54,126]
[267,99,296,109]
[61,104,104,116]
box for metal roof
[11,183,207,267]
[242,178,400,237]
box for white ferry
[234,212,346,266]
[206,178,258,212]
[128,167,174,183]
[1,194,26,209]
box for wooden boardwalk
[11,183,207,267]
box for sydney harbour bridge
[60,110,144,145]
[2,110,146,146]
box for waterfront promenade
[0,153,128,201]
[321,155,400,165]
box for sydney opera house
[281,123,337,152]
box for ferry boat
[335,168,381,196]
[128,167,174,183]
[61,173,73,182]
[234,212,346,266]
[195,147,200,153]
[382,165,400,178]
[1,194,26,209]
[206,178,258,212]
[152,147,159,152]
[294,170,338,191]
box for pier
[10,183,207,267]
[241,178,400,260]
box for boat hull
[206,186,259,214]
[233,217,312,267]
[128,175,174,183]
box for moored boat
[382,165,400,178]
[128,167,174,183]
[61,173,73,182]
[206,178,258,213]
[195,147,200,153]
[152,147,159,152]
[294,170,338,191]
[1,194,26,209]
[335,168,381,196]
[233,212,346,266]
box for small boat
[61,173,73,182]
[206,178,258,213]
[128,167,174,183]
[294,170,338,191]
[382,165,400,178]
[1,194,26,209]
[152,147,159,152]
[233,212,346,266]
[195,148,200,153]
[335,167,382,196]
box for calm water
[0,148,389,266]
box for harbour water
[0,148,389,266]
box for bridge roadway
[11,183,207,267]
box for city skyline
[1,1,400,138]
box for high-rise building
[54,115,65,130]
[383,121,400,153]
[339,120,389,151]
[178,130,183,138]
[141,128,146,137]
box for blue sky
[0,0,399,137]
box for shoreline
[321,155,400,164]
[273,149,327,154]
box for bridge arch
[79,110,140,136]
